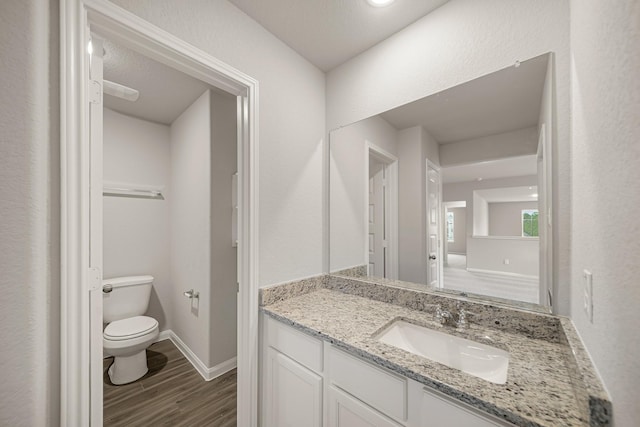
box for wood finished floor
[103,340,236,427]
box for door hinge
[88,267,102,292]
[89,80,102,104]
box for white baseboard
[466,267,538,280]
[155,329,237,381]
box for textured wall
[446,207,466,254]
[111,0,326,287]
[208,90,238,367]
[170,91,213,365]
[570,1,640,425]
[103,109,172,331]
[0,1,59,425]
[327,0,571,315]
[329,116,398,271]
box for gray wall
[443,176,538,240]
[447,207,467,254]
[103,109,172,331]
[570,0,640,425]
[0,1,60,424]
[209,90,238,368]
[326,0,571,316]
[489,201,538,236]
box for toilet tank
[103,275,154,323]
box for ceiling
[380,53,549,143]
[474,186,539,203]
[102,39,214,125]
[228,0,449,71]
[441,155,538,184]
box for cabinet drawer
[420,387,516,427]
[328,386,403,427]
[266,316,323,373]
[328,346,407,422]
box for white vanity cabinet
[262,316,324,427]
[264,347,323,427]
[328,385,403,427]
[261,315,516,427]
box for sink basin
[375,320,509,384]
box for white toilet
[103,275,159,385]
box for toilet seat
[104,316,158,341]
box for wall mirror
[329,53,554,312]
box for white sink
[375,320,509,384]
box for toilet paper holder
[183,289,199,299]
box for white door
[426,163,442,288]
[265,348,323,427]
[88,36,105,425]
[328,386,403,427]
[369,158,386,277]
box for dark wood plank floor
[103,340,237,426]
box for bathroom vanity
[260,275,611,427]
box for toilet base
[108,349,149,385]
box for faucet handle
[457,307,468,328]
[435,304,451,324]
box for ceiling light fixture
[366,0,395,7]
[531,193,539,198]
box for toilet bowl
[103,275,158,385]
[103,315,159,385]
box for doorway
[366,142,398,280]
[61,2,259,426]
[96,34,239,425]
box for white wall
[439,126,538,166]
[329,116,398,271]
[327,0,571,315]
[447,207,467,254]
[0,1,59,425]
[489,201,538,236]
[570,1,640,425]
[103,109,172,330]
[472,192,489,236]
[467,237,539,277]
[444,176,538,240]
[170,90,213,365]
[208,90,238,367]
[397,126,439,284]
[111,0,326,287]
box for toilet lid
[104,316,158,341]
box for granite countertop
[262,287,596,427]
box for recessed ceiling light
[366,0,395,7]
[531,193,539,198]
[476,177,483,181]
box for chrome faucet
[435,303,468,328]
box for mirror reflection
[329,53,553,310]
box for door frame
[364,141,398,279]
[60,1,260,426]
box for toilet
[103,275,159,385]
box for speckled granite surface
[259,275,326,306]
[261,284,611,427]
[331,265,367,277]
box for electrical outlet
[583,270,593,322]
[503,258,510,265]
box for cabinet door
[328,386,403,427]
[419,387,513,427]
[265,348,323,427]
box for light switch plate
[583,270,593,322]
